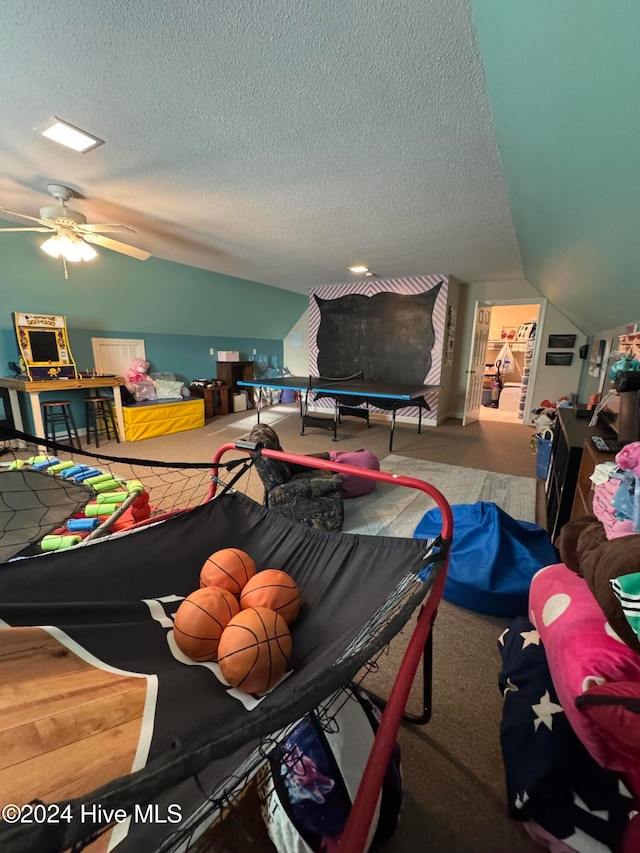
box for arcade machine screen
[13,313,78,380]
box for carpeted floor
[344,454,536,537]
[76,404,543,852]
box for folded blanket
[592,475,639,538]
[556,515,605,574]
[557,517,640,653]
[579,533,640,654]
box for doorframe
[462,300,492,426]
[465,297,547,426]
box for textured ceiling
[0,0,523,294]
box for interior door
[463,303,491,426]
[91,338,146,377]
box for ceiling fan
[0,184,150,277]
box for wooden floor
[0,627,148,851]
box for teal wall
[1,326,286,387]
[2,325,284,434]
[470,1,640,335]
[1,224,307,341]
[1,223,308,432]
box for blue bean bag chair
[414,502,558,617]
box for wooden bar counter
[0,375,127,444]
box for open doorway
[481,303,541,424]
[464,301,544,426]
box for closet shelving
[486,339,527,351]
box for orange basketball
[200,548,256,596]
[218,607,292,695]
[239,569,300,624]
[173,586,240,661]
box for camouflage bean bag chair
[248,424,344,531]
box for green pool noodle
[27,455,49,464]
[93,479,122,493]
[96,491,129,503]
[84,473,115,486]
[127,479,145,494]
[41,535,82,551]
[47,460,76,473]
[85,503,120,517]
[8,459,26,470]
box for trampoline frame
[0,433,452,853]
[208,441,453,853]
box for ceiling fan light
[78,240,97,261]
[63,242,84,263]
[40,233,97,262]
[41,234,65,258]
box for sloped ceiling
[471,1,640,334]
[1,1,635,335]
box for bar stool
[84,396,120,447]
[42,401,82,451]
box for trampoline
[0,468,94,562]
[0,433,452,853]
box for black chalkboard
[315,285,442,384]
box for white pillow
[154,378,184,399]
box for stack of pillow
[150,372,191,400]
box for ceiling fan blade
[81,223,135,234]
[0,226,53,232]
[83,232,150,261]
[0,206,51,226]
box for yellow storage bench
[122,398,205,442]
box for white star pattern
[498,628,509,646]
[573,792,608,820]
[503,677,519,698]
[515,791,530,810]
[532,690,564,731]
[520,629,541,648]
[619,781,633,799]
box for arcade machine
[12,312,78,380]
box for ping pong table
[238,376,439,451]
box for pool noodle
[41,535,82,551]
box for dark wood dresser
[545,407,615,541]
[216,361,255,405]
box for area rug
[343,455,537,538]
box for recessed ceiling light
[349,265,369,274]
[37,116,104,153]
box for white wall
[453,279,586,421]
[283,312,310,377]
[527,301,587,413]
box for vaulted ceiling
[1,1,638,334]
